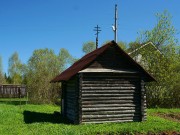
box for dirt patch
[120,131,180,135]
[144,131,180,135]
[156,113,180,122]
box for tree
[26,48,74,104]
[143,45,180,108]
[127,42,141,53]
[8,52,25,84]
[130,10,180,108]
[0,56,6,84]
[26,49,59,103]
[136,10,178,51]
[4,73,11,84]
[58,48,76,71]
[82,41,96,54]
[117,41,127,50]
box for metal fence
[0,84,26,98]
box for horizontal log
[66,102,77,107]
[65,96,77,99]
[66,106,76,111]
[82,110,141,115]
[84,90,140,95]
[82,114,140,119]
[82,93,138,97]
[66,97,77,102]
[66,110,78,116]
[66,111,76,117]
[82,84,139,87]
[82,80,138,84]
[82,107,140,111]
[82,117,141,123]
[83,78,140,82]
[67,79,76,83]
[66,88,76,91]
[83,75,140,78]
[66,101,77,106]
[66,83,76,88]
[82,87,137,90]
[81,90,140,93]
[66,115,76,121]
[83,72,138,75]
[67,83,76,86]
[81,97,141,101]
[82,120,137,124]
[66,114,75,118]
[66,93,77,97]
[82,103,140,108]
[82,100,141,104]
[66,91,76,95]
[65,99,76,103]
[66,97,77,101]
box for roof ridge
[51,40,155,82]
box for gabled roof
[51,41,156,82]
[128,42,163,56]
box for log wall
[80,73,143,123]
[141,80,147,120]
[63,77,79,123]
[88,46,141,72]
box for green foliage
[132,43,180,108]
[26,49,61,104]
[8,52,25,84]
[0,103,180,135]
[58,48,76,70]
[148,108,180,114]
[26,48,74,104]
[117,41,127,50]
[130,10,180,108]
[0,56,6,84]
[82,41,127,54]
[127,42,141,53]
[137,10,178,49]
[0,56,3,74]
[82,41,96,54]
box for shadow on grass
[23,111,70,124]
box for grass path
[0,103,180,135]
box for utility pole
[112,4,118,43]
[93,25,101,49]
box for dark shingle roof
[51,41,155,82]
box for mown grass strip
[0,103,179,135]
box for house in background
[128,42,162,68]
[51,41,155,124]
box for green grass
[0,98,28,105]
[148,108,180,114]
[0,98,28,101]
[0,103,179,135]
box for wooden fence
[0,85,26,98]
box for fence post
[26,91,28,105]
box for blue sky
[0,0,180,74]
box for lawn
[0,98,28,105]
[0,103,180,135]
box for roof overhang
[79,68,139,74]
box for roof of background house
[128,42,162,55]
[51,41,156,82]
